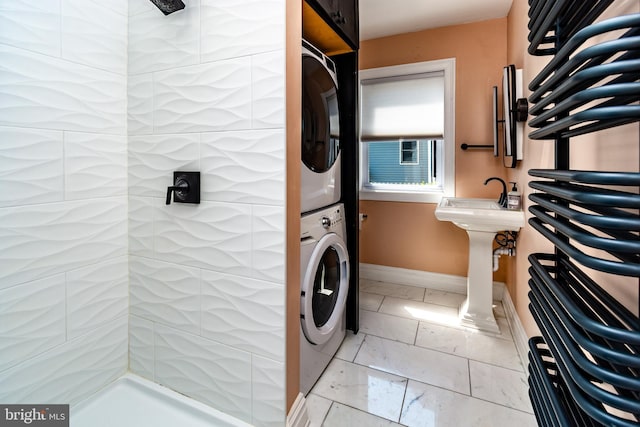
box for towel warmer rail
[526,0,640,425]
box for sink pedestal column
[459,230,499,334]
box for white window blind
[360,72,445,141]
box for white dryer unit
[300,203,350,395]
[301,39,341,214]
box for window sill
[359,188,448,204]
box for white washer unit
[300,203,349,395]
[301,39,341,214]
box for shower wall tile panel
[127,73,154,135]
[0,126,64,208]
[251,50,285,129]
[129,256,201,334]
[128,134,200,197]
[0,316,128,405]
[200,0,284,63]
[64,132,127,200]
[252,355,285,427]
[200,130,285,205]
[0,45,126,134]
[154,201,252,276]
[2,0,129,407]
[128,1,199,75]
[155,324,252,423]
[126,0,287,423]
[153,58,252,134]
[252,206,285,283]
[0,1,61,56]
[201,271,284,361]
[129,314,155,380]
[0,274,66,373]
[129,0,157,16]
[0,198,128,289]
[66,256,129,339]
[129,196,155,257]
[88,0,128,16]
[62,0,127,74]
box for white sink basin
[434,197,525,333]
[435,197,525,232]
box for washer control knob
[321,216,331,228]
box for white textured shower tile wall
[127,0,286,426]
[0,0,128,406]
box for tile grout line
[319,400,334,427]
[396,375,410,426]
[467,357,473,396]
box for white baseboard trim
[359,263,505,301]
[501,286,529,372]
[286,393,310,427]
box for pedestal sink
[435,198,525,333]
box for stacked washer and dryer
[299,40,350,395]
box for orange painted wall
[359,19,509,280]
[506,0,640,336]
[285,0,301,410]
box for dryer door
[300,233,349,345]
[302,55,340,174]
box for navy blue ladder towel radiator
[525,1,640,426]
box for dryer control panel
[321,207,343,229]
[301,203,346,240]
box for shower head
[149,0,185,15]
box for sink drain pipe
[493,231,518,272]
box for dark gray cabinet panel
[309,0,359,49]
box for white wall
[0,0,129,404]
[126,1,286,426]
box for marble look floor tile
[415,322,523,371]
[400,380,538,427]
[493,301,506,318]
[322,403,404,427]
[359,310,418,344]
[355,335,470,395]
[470,360,533,413]
[423,289,466,309]
[464,314,514,342]
[379,295,513,341]
[334,331,365,362]
[495,316,513,341]
[360,280,425,301]
[360,292,384,311]
[305,393,332,427]
[311,358,407,422]
[378,296,459,326]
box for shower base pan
[71,373,251,427]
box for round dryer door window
[302,56,340,173]
[301,233,349,345]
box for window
[368,139,441,186]
[400,140,418,165]
[359,59,455,203]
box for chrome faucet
[484,177,508,208]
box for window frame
[359,58,456,204]
[399,140,419,165]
